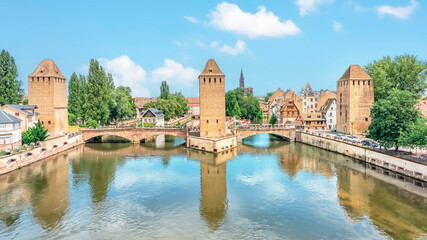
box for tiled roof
[0,110,21,124]
[305,83,312,89]
[301,113,325,121]
[186,97,199,104]
[5,105,39,116]
[319,98,336,114]
[200,59,224,75]
[28,59,65,79]
[339,64,371,80]
[142,108,165,118]
[417,98,427,118]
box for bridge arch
[84,134,133,143]
[241,133,290,141]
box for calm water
[0,135,427,240]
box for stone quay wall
[296,132,427,182]
[0,134,83,175]
[187,135,237,153]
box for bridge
[80,127,187,143]
[235,124,295,142]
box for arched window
[220,78,222,83]
[214,78,216,83]
[203,78,206,83]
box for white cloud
[152,59,200,87]
[210,41,219,47]
[195,40,206,47]
[209,2,301,38]
[332,20,343,32]
[376,0,418,20]
[184,16,198,23]
[296,0,333,16]
[219,40,246,55]
[98,55,150,97]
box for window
[220,78,222,83]
[214,78,216,83]
[0,136,3,144]
[358,80,360,85]
[330,113,332,116]
[216,119,218,123]
[0,124,5,130]
[203,78,206,83]
[368,80,370,85]
[48,121,51,124]
[15,113,19,117]
[209,78,211,83]
[207,120,209,123]
[365,118,369,122]
[5,136,10,144]
[353,81,355,85]
[363,80,365,85]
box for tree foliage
[143,92,189,121]
[398,117,427,149]
[225,88,262,120]
[22,120,49,145]
[269,114,277,125]
[160,81,170,100]
[264,92,273,102]
[108,86,135,122]
[0,49,24,105]
[367,89,420,150]
[365,55,427,101]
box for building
[141,108,165,127]
[28,60,68,134]
[337,65,374,135]
[0,110,22,151]
[199,59,226,138]
[135,97,157,118]
[280,100,300,126]
[417,96,427,119]
[319,98,337,130]
[239,69,253,95]
[186,97,200,115]
[259,101,269,118]
[0,105,39,132]
[301,113,327,130]
[299,83,337,113]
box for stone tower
[239,69,244,89]
[28,60,68,134]
[199,59,226,138]
[336,65,374,135]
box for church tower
[239,69,244,89]
[199,59,226,138]
[28,60,68,134]
[336,65,374,135]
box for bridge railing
[80,125,185,131]
[236,124,291,130]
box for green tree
[365,55,427,101]
[264,92,273,102]
[0,50,24,105]
[160,81,170,99]
[225,89,262,120]
[269,114,277,125]
[68,113,77,126]
[367,89,420,150]
[22,120,49,144]
[170,92,189,116]
[68,72,83,117]
[83,59,110,124]
[109,86,135,121]
[398,117,427,149]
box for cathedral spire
[239,68,245,88]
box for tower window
[206,120,209,123]
[353,81,355,85]
[214,78,216,83]
[220,78,222,83]
[48,121,51,124]
[368,80,370,85]
[216,119,219,123]
[365,118,368,122]
[358,81,360,85]
[363,80,365,85]
[209,78,211,83]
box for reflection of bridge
[235,126,295,142]
[81,128,187,143]
[80,126,295,144]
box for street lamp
[350,121,354,136]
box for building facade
[28,60,68,134]
[301,113,327,130]
[0,110,22,151]
[199,59,226,138]
[320,98,337,130]
[187,97,200,115]
[280,100,300,126]
[135,97,157,118]
[0,105,38,132]
[299,83,336,113]
[336,65,374,135]
[141,108,165,127]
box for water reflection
[0,135,426,239]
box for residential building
[0,105,39,131]
[187,97,200,115]
[239,69,253,95]
[28,59,68,134]
[299,83,336,113]
[135,97,157,118]
[280,100,300,127]
[199,59,226,138]
[319,98,337,130]
[141,108,165,127]
[301,113,327,130]
[259,101,269,118]
[337,65,374,135]
[0,110,22,151]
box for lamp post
[350,121,354,136]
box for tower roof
[200,59,224,75]
[339,64,371,80]
[29,59,65,79]
[240,69,244,79]
[305,83,312,89]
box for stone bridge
[81,128,187,143]
[235,127,295,142]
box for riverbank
[0,133,83,175]
[296,131,427,183]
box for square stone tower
[28,60,68,134]
[336,65,374,135]
[199,59,226,138]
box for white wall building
[0,110,22,151]
[320,98,337,130]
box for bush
[68,113,77,125]
[144,123,155,128]
[86,119,99,128]
[22,120,49,145]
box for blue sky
[1,0,426,97]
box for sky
[1,0,426,98]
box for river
[0,134,426,240]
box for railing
[80,125,186,131]
[302,130,427,164]
[236,124,291,130]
